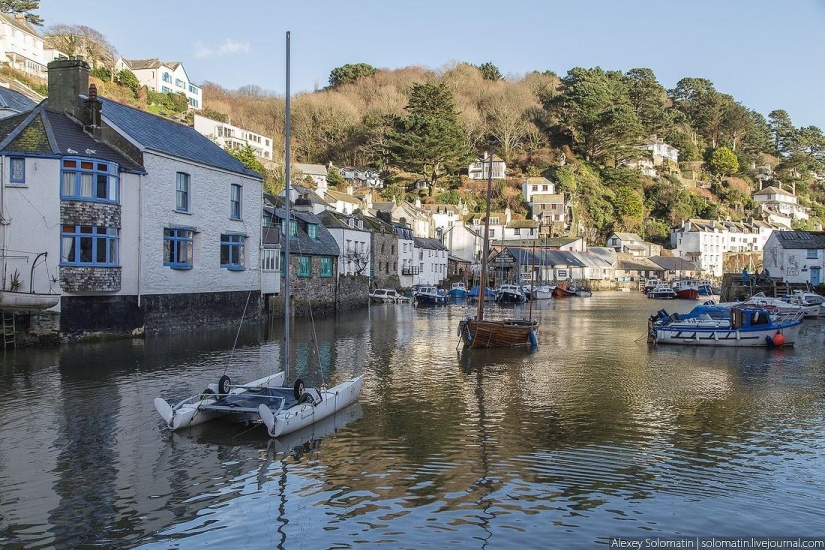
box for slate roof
[414,237,448,251]
[267,206,339,256]
[325,188,362,205]
[530,193,564,202]
[771,231,825,249]
[505,247,586,268]
[294,162,328,177]
[754,185,794,197]
[649,256,698,271]
[0,87,37,113]
[612,232,644,241]
[362,213,394,234]
[121,58,163,70]
[616,257,663,271]
[0,13,38,35]
[99,97,259,178]
[0,104,143,172]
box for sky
[36,0,825,130]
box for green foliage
[709,146,739,175]
[613,186,644,227]
[477,62,503,81]
[227,144,263,174]
[147,91,188,113]
[328,63,378,88]
[436,189,465,204]
[600,166,642,190]
[642,219,671,244]
[90,65,111,82]
[327,167,346,188]
[201,108,228,123]
[0,0,42,25]
[115,69,140,96]
[389,83,470,196]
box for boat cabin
[730,307,772,330]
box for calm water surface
[1,292,825,549]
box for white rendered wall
[138,153,262,295]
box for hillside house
[193,114,273,160]
[294,162,329,188]
[317,210,371,277]
[468,151,506,180]
[752,185,809,229]
[0,13,59,78]
[115,57,202,109]
[339,166,383,188]
[0,85,35,119]
[413,237,448,286]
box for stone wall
[371,231,398,289]
[3,310,61,348]
[60,295,144,337]
[141,291,263,335]
[60,266,121,292]
[338,274,370,311]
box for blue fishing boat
[414,285,448,305]
[449,282,467,298]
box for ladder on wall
[2,310,15,349]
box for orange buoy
[772,332,786,347]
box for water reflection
[1,294,825,548]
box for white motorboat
[495,283,527,303]
[743,292,819,319]
[647,285,677,299]
[370,288,404,303]
[786,290,824,316]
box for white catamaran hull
[155,372,286,430]
[259,375,364,438]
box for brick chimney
[48,58,90,119]
[84,83,102,134]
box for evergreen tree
[0,0,42,26]
[477,62,503,81]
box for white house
[294,162,329,188]
[115,58,202,109]
[193,113,273,160]
[0,13,52,78]
[413,237,448,286]
[0,58,263,338]
[752,185,809,229]
[468,151,506,180]
[623,135,679,177]
[605,232,661,257]
[372,199,432,239]
[671,219,781,278]
[392,221,417,287]
[522,177,555,202]
[339,166,383,188]
[317,211,371,277]
[763,230,825,286]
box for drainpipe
[0,156,6,287]
[137,172,142,308]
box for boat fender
[529,331,538,347]
[218,375,231,395]
[200,387,215,400]
[765,335,774,347]
[299,392,315,405]
[293,378,305,400]
[772,332,786,347]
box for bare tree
[44,24,117,73]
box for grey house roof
[413,237,448,251]
[99,97,259,178]
[506,247,587,267]
[649,256,698,271]
[0,103,143,172]
[771,231,825,249]
[0,87,36,113]
[266,205,339,256]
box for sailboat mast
[284,31,291,378]
[476,141,494,322]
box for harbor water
[1,292,824,548]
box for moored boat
[649,305,802,347]
[647,285,677,299]
[671,279,701,300]
[449,282,467,298]
[369,288,403,303]
[495,283,527,303]
[414,285,448,305]
[552,283,576,298]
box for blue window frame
[60,158,119,203]
[280,252,286,276]
[176,172,190,212]
[307,224,317,240]
[220,233,245,270]
[320,256,333,277]
[230,184,242,219]
[298,255,311,277]
[188,97,199,108]
[807,249,818,259]
[289,220,297,237]
[9,157,25,184]
[162,72,171,83]
[60,225,119,266]
[163,228,193,269]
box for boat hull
[0,290,60,310]
[553,287,576,298]
[675,289,700,300]
[156,372,286,430]
[458,318,537,348]
[264,375,364,438]
[653,322,801,347]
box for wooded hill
[201,62,825,245]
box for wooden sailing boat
[458,142,537,349]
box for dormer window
[308,223,318,239]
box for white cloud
[194,39,251,59]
